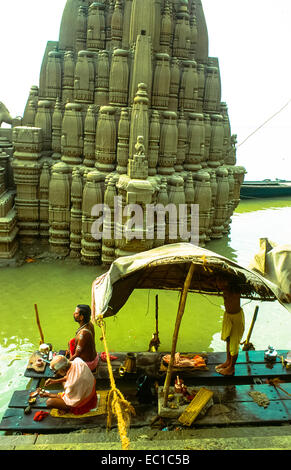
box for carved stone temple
[0,0,246,264]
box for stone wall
[8,0,246,264]
[0,130,18,259]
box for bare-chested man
[67,304,99,372]
[215,281,245,376]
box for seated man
[39,355,97,415]
[215,280,245,376]
[67,304,99,371]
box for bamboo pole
[163,262,195,407]
[34,303,45,345]
[242,305,259,351]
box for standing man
[215,283,245,376]
[68,304,99,372]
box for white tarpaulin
[249,238,291,310]
[90,243,289,323]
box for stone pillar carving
[95,105,117,174]
[130,33,153,106]
[152,177,167,247]
[23,101,37,128]
[212,167,229,239]
[81,169,103,264]
[148,110,160,176]
[173,0,191,60]
[193,170,211,246]
[152,53,171,110]
[185,112,204,172]
[223,165,235,233]
[70,167,83,257]
[225,134,237,166]
[168,58,180,112]
[12,127,43,243]
[208,114,224,169]
[62,51,75,104]
[61,102,84,166]
[102,176,117,265]
[23,86,39,126]
[203,66,220,113]
[220,102,231,163]
[75,6,88,53]
[203,113,211,166]
[116,109,130,174]
[158,111,178,176]
[207,168,217,239]
[129,83,149,159]
[74,50,95,105]
[233,166,246,209]
[115,150,154,258]
[87,2,106,51]
[45,50,63,101]
[109,49,129,106]
[175,111,188,172]
[34,100,53,155]
[94,50,110,106]
[48,161,71,255]
[111,0,123,49]
[197,63,205,113]
[129,0,156,47]
[179,60,198,112]
[51,98,63,162]
[83,104,97,168]
[189,4,198,59]
[160,1,172,54]
[39,162,51,243]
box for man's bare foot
[215,361,230,372]
[217,366,235,376]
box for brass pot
[119,352,137,377]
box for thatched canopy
[91,243,283,322]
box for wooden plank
[196,400,291,427]
[206,350,289,365]
[205,384,279,403]
[8,390,58,409]
[0,407,106,433]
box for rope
[238,98,291,148]
[97,316,135,450]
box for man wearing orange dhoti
[39,355,97,415]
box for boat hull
[240,181,291,199]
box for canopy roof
[91,243,288,322]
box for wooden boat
[1,243,291,435]
[240,179,291,199]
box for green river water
[1,197,291,422]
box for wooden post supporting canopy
[163,262,195,407]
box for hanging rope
[97,316,135,451]
[238,98,291,148]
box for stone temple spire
[5,0,246,264]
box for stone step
[1,425,291,450]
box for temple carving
[0,0,246,263]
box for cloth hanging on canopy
[249,238,291,311]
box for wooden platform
[23,350,291,384]
[2,349,291,433]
